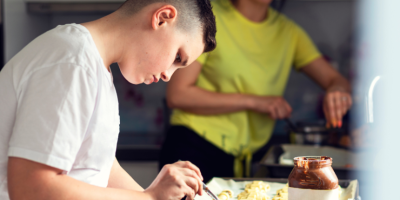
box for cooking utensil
[203,182,220,200]
[286,120,331,145]
[284,118,298,132]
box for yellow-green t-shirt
[170,0,321,177]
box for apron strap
[234,148,252,178]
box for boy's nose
[161,72,170,82]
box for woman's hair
[118,0,217,53]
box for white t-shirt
[0,24,120,199]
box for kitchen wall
[3,0,355,187]
[278,1,356,134]
[3,0,50,62]
[0,0,3,67]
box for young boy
[0,0,216,199]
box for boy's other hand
[145,161,204,200]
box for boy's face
[118,27,204,85]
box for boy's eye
[175,54,182,63]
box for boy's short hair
[119,0,217,53]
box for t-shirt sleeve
[8,64,97,172]
[292,25,322,70]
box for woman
[160,0,352,182]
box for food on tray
[272,184,288,200]
[218,190,234,200]
[245,181,271,191]
[237,181,271,200]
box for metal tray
[222,178,361,200]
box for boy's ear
[151,5,177,30]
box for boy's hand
[145,161,204,200]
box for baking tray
[208,178,361,200]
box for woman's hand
[301,57,352,128]
[144,161,204,200]
[248,96,292,119]
[323,90,352,128]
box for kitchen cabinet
[25,0,355,14]
[26,1,124,14]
